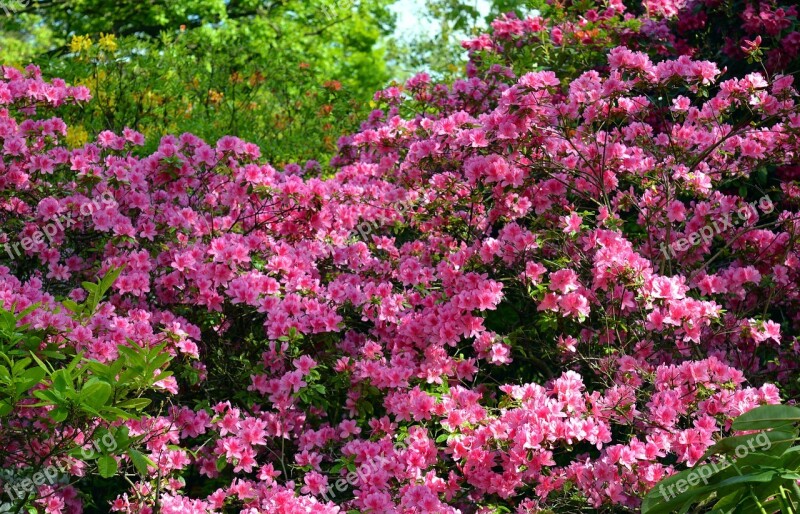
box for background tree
[387,0,546,81]
[0,0,397,165]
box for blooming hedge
[0,0,799,513]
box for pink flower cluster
[1,3,799,512]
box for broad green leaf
[711,487,744,511]
[61,299,80,313]
[50,406,68,423]
[97,454,118,478]
[30,352,52,373]
[18,367,46,393]
[128,449,154,475]
[99,266,124,295]
[152,371,173,383]
[98,405,135,420]
[116,398,151,410]
[39,350,66,360]
[16,302,40,320]
[642,463,721,514]
[32,389,61,403]
[714,471,776,489]
[732,405,800,431]
[702,430,797,462]
[52,369,72,393]
[11,357,31,373]
[80,379,113,409]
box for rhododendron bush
[1,1,800,513]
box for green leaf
[702,430,796,461]
[116,398,151,410]
[50,406,68,423]
[128,449,154,475]
[30,351,52,374]
[86,361,112,378]
[83,266,125,314]
[32,388,61,403]
[71,444,99,460]
[61,299,81,313]
[80,379,113,409]
[113,425,131,447]
[97,454,118,478]
[11,357,30,374]
[711,487,745,511]
[216,455,227,472]
[17,367,46,395]
[39,350,66,360]
[15,302,40,321]
[714,470,776,489]
[97,405,135,420]
[732,405,800,431]
[99,266,124,295]
[151,371,173,383]
[642,464,719,514]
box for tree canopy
[0,0,397,164]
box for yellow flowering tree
[7,0,396,167]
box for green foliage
[3,0,396,166]
[3,0,228,42]
[28,269,167,424]
[62,265,124,319]
[643,405,800,514]
[388,0,486,81]
[0,303,46,417]
[0,268,164,512]
[388,0,547,81]
[389,0,640,85]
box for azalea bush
[0,0,799,513]
[403,0,799,83]
[637,0,800,75]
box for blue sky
[390,0,492,41]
